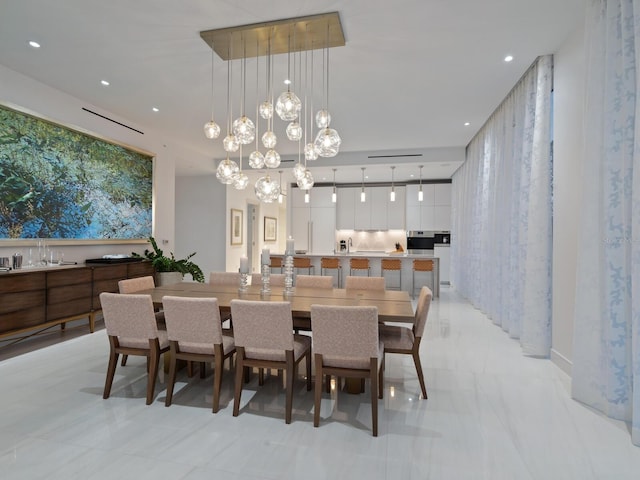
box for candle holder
[284,253,294,295]
[239,272,249,293]
[261,263,271,295]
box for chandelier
[201,12,345,202]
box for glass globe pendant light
[313,39,340,157]
[203,49,221,139]
[232,46,255,145]
[233,145,249,190]
[286,121,302,141]
[275,34,301,121]
[292,161,306,180]
[296,168,314,190]
[255,175,280,203]
[264,149,281,168]
[222,36,239,153]
[315,109,331,129]
[216,155,239,184]
[314,127,341,157]
[259,101,273,119]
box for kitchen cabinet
[406,183,451,231]
[434,245,450,284]
[339,186,405,231]
[290,186,336,252]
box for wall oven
[406,230,435,253]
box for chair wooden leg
[258,368,265,385]
[121,354,128,366]
[187,361,194,377]
[305,350,312,391]
[212,346,224,413]
[103,339,119,399]
[233,351,245,417]
[314,354,323,427]
[165,348,178,407]
[412,349,428,399]
[200,362,206,379]
[325,374,332,393]
[285,351,294,424]
[146,342,160,405]
[378,355,385,400]
[370,358,378,437]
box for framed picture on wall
[264,216,277,242]
[230,209,243,245]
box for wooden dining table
[136,281,415,393]
[138,281,415,327]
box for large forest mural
[0,104,152,240]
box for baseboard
[550,348,573,376]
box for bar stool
[349,257,370,277]
[320,257,342,287]
[381,258,402,290]
[293,257,314,275]
[412,259,434,298]
[270,256,283,273]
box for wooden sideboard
[0,261,154,341]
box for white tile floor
[2,287,640,479]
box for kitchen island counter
[270,252,439,297]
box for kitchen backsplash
[335,230,406,252]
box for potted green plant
[133,237,205,284]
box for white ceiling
[0,0,585,183]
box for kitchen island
[270,252,439,297]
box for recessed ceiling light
[504,55,514,62]
[464,122,470,126]
[284,79,291,85]
[152,107,159,112]
[100,80,110,86]
[28,41,40,48]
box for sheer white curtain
[451,55,553,356]
[572,0,640,446]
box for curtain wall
[572,0,640,446]
[451,55,553,356]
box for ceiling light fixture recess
[28,41,40,48]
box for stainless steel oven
[406,230,435,253]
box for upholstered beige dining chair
[118,275,164,367]
[162,296,235,413]
[379,286,432,399]
[209,271,241,285]
[344,276,386,291]
[230,299,312,424]
[310,304,383,436]
[295,275,333,289]
[99,292,169,405]
[251,273,286,286]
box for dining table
[135,281,415,393]
[138,281,415,328]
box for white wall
[175,175,226,278]
[551,22,586,374]
[0,64,180,261]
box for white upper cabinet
[406,183,451,231]
[338,186,405,231]
[336,187,356,230]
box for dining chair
[344,276,386,291]
[251,273,286,286]
[379,286,432,399]
[230,299,312,424]
[162,296,235,413]
[209,271,241,285]
[118,275,165,367]
[99,292,169,405]
[295,275,333,289]
[310,304,384,436]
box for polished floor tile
[2,287,640,479]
